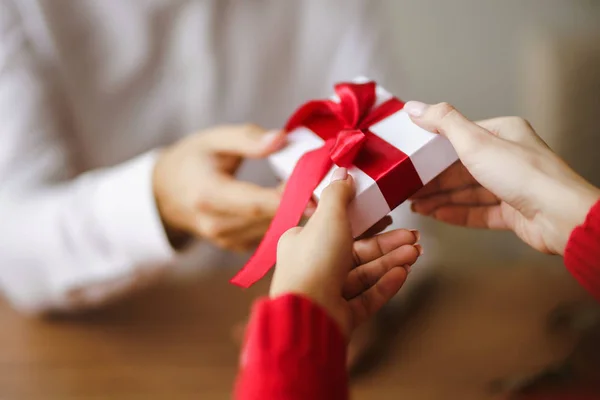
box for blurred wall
[383,0,600,265]
[385,0,599,119]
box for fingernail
[303,205,316,217]
[330,167,348,182]
[410,229,421,242]
[404,101,428,118]
[262,130,285,147]
[404,264,412,274]
[414,244,424,255]
[262,130,278,142]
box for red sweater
[235,201,600,400]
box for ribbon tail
[230,141,335,288]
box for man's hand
[153,124,286,252]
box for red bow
[231,82,421,288]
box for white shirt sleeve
[0,1,175,313]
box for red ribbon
[230,81,423,288]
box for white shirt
[0,0,409,312]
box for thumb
[404,101,497,157]
[308,168,355,229]
[207,178,281,217]
[197,125,286,157]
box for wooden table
[0,271,271,400]
[0,267,598,400]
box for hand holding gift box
[231,78,458,288]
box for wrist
[270,288,350,338]
[152,149,193,250]
[541,178,600,255]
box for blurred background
[1,1,600,399]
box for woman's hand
[271,168,422,337]
[405,101,600,255]
[154,125,295,252]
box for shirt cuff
[92,151,175,268]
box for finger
[197,125,287,157]
[404,101,498,157]
[211,237,247,253]
[357,216,393,240]
[343,244,418,299]
[275,182,286,194]
[348,267,408,328]
[421,204,509,230]
[199,179,281,217]
[410,162,478,199]
[274,226,304,255]
[411,186,500,215]
[277,181,317,217]
[211,220,280,253]
[195,214,241,239]
[194,213,269,250]
[303,202,317,218]
[230,219,274,251]
[222,223,273,252]
[352,228,419,266]
[306,168,355,230]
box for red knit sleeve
[521,389,599,400]
[234,294,348,400]
[564,200,600,301]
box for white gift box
[269,77,458,237]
